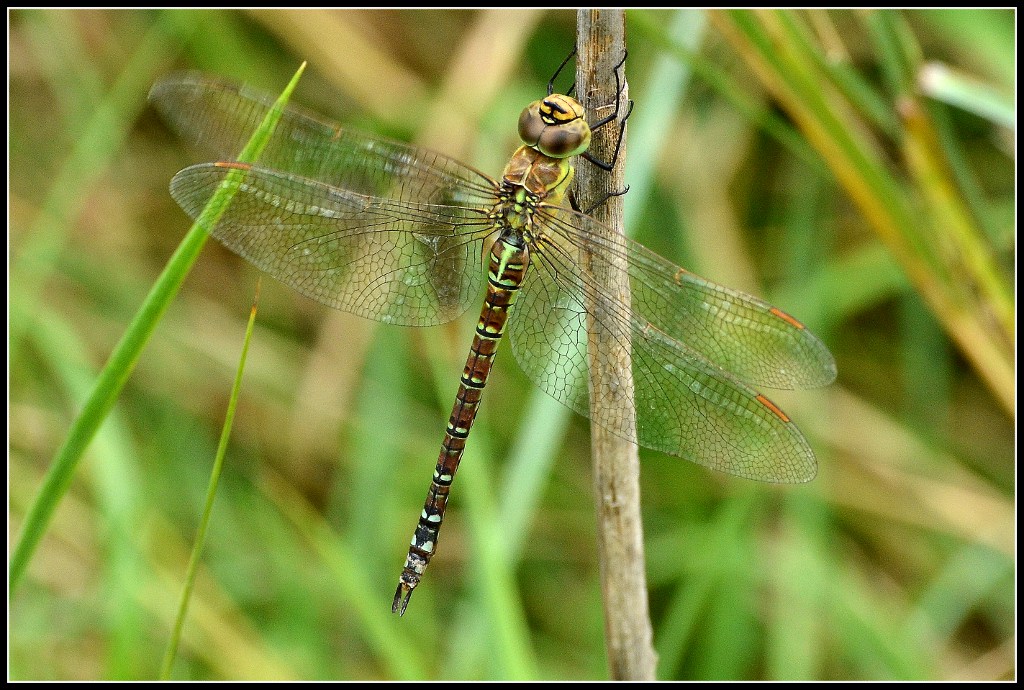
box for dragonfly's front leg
[392,233,530,615]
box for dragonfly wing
[506,208,819,482]
[172,163,491,326]
[542,207,837,390]
[149,74,499,204]
[152,74,504,326]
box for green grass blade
[711,9,1014,413]
[630,9,822,171]
[9,62,307,596]
[11,11,178,351]
[160,280,262,679]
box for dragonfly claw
[392,581,414,616]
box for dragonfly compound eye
[518,95,592,159]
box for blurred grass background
[8,8,1014,680]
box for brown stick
[575,10,658,681]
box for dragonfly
[149,55,836,616]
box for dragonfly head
[518,94,591,159]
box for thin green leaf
[9,62,308,595]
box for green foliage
[9,9,1014,680]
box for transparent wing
[149,73,498,203]
[542,209,836,391]
[507,205,834,482]
[151,74,503,325]
[171,163,493,325]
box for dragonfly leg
[569,185,631,217]
[582,50,634,172]
[548,46,578,97]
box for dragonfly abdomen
[393,231,530,615]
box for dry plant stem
[576,10,657,681]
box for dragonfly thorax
[497,145,575,230]
[518,94,591,159]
